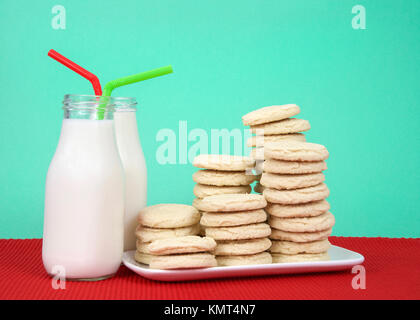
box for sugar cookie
[200,209,267,227]
[193,154,254,171]
[216,252,272,266]
[148,236,216,255]
[260,172,325,190]
[272,252,330,263]
[149,253,217,270]
[270,239,330,254]
[205,223,271,240]
[270,228,332,242]
[193,184,251,198]
[194,193,267,212]
[250,118,310,135]
[193,170,256,186]
[269,212,335,232]
[263,183,329,204]
[242,104,300,126]
[266,200,330,218]
[135,224,200,243]
[247,133,306,147]
[138,204,200,228]
[263,159,327,174]
[213,238,272,256]
[264,141,329,162]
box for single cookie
[216,252,272,266]
[272,252,330,263]
[242,104,300,126]
[138,204,200,229]
[263,159,327,174]
[148,236,216,255]
[135,224,200,243]
[193,154,254,171]
[200,209,267,227]
[214,238,272,256]
[270,228,332,242]
[205,223,271,240]
[247,133,306,147]
[134,251,152,265]
[194,184,251,198]
[193,170,256,186]
[264,141,329,162]
[269,211,335,232]
[270,239,330,254]
[263,183,330,204]
[253,182,265,194]
[250,118,310,135]
[260,172,325,190]
[194,194,267,212]
[266,200,330,218]
[149,253,217,270]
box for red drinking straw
[47,49,102,95]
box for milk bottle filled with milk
[112,97,147,251]
[43,95,125,281]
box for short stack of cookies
[194,193,272,266]
[241,104,310,193]
[135,204,217,269]
[260,141,335,263]
[192,154,256,199]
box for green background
[0,0,419,238]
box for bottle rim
[63,94,137,111]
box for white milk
[114,111,147,251]
[43,119,125,280]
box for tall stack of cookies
[194,193,272,266]
[135,204,217,269]
[260,141,335,262]
[241,104,310,194]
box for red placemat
[0,237,418,300]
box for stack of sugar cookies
[135,204,217,269]
[241,104,310,193]
[260,140,335,263]
[192,154,256,199]
[194,193,272,266]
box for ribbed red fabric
[0,237,418,300]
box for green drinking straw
[97,65,173,119]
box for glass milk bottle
[112,97,147,251]
[42,95,125,281]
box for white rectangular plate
[122,245,364,282]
